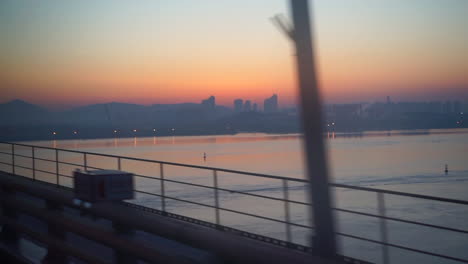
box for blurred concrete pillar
[290,0,336,257]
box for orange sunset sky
[1,0,467,109]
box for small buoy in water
[445,164,448,175]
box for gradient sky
[1,0,467,109]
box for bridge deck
[0,171,340,264]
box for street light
[152,129,157,144]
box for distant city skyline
[1,91,468,111]
[1,97,465,142]
[1,0,467,109]
[2,96,467,112]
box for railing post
[118,157,122,170]
[160,163,166,213]
[11,144,15,174]
[113,220,137,264]
[0,186,19,248]
[83,153,87,171]
[42,200,67,264]
[55,149,59,186]
[32,146,36,180]
[213,170,220,226]
[377,193,389,264]
[283,179,292,243]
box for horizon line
[2,97,467,112]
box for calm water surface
[21,129,468,186]
[2,128,467,263]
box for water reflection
[4,130,468,264]
[24,128,468,150]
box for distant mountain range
[0,99,48,125]
[0,99,231,127]
[1,99,464,142]
[0,99,242,141]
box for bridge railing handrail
[0,141,306,182]
[1,141,468,264]
[0,171,320,264]
[2,142,467,205]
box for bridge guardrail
[1,141,467,264]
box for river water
[1,128,467,263]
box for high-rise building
[201,96,215,109]
[442,101,452,113]
[234,99,243,112]
[253,103,258,112]
[244,100,251,112]
[264,94,278,113]
[453,101,462,114]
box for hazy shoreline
[14,128,468,148]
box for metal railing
[1,141,468,264]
